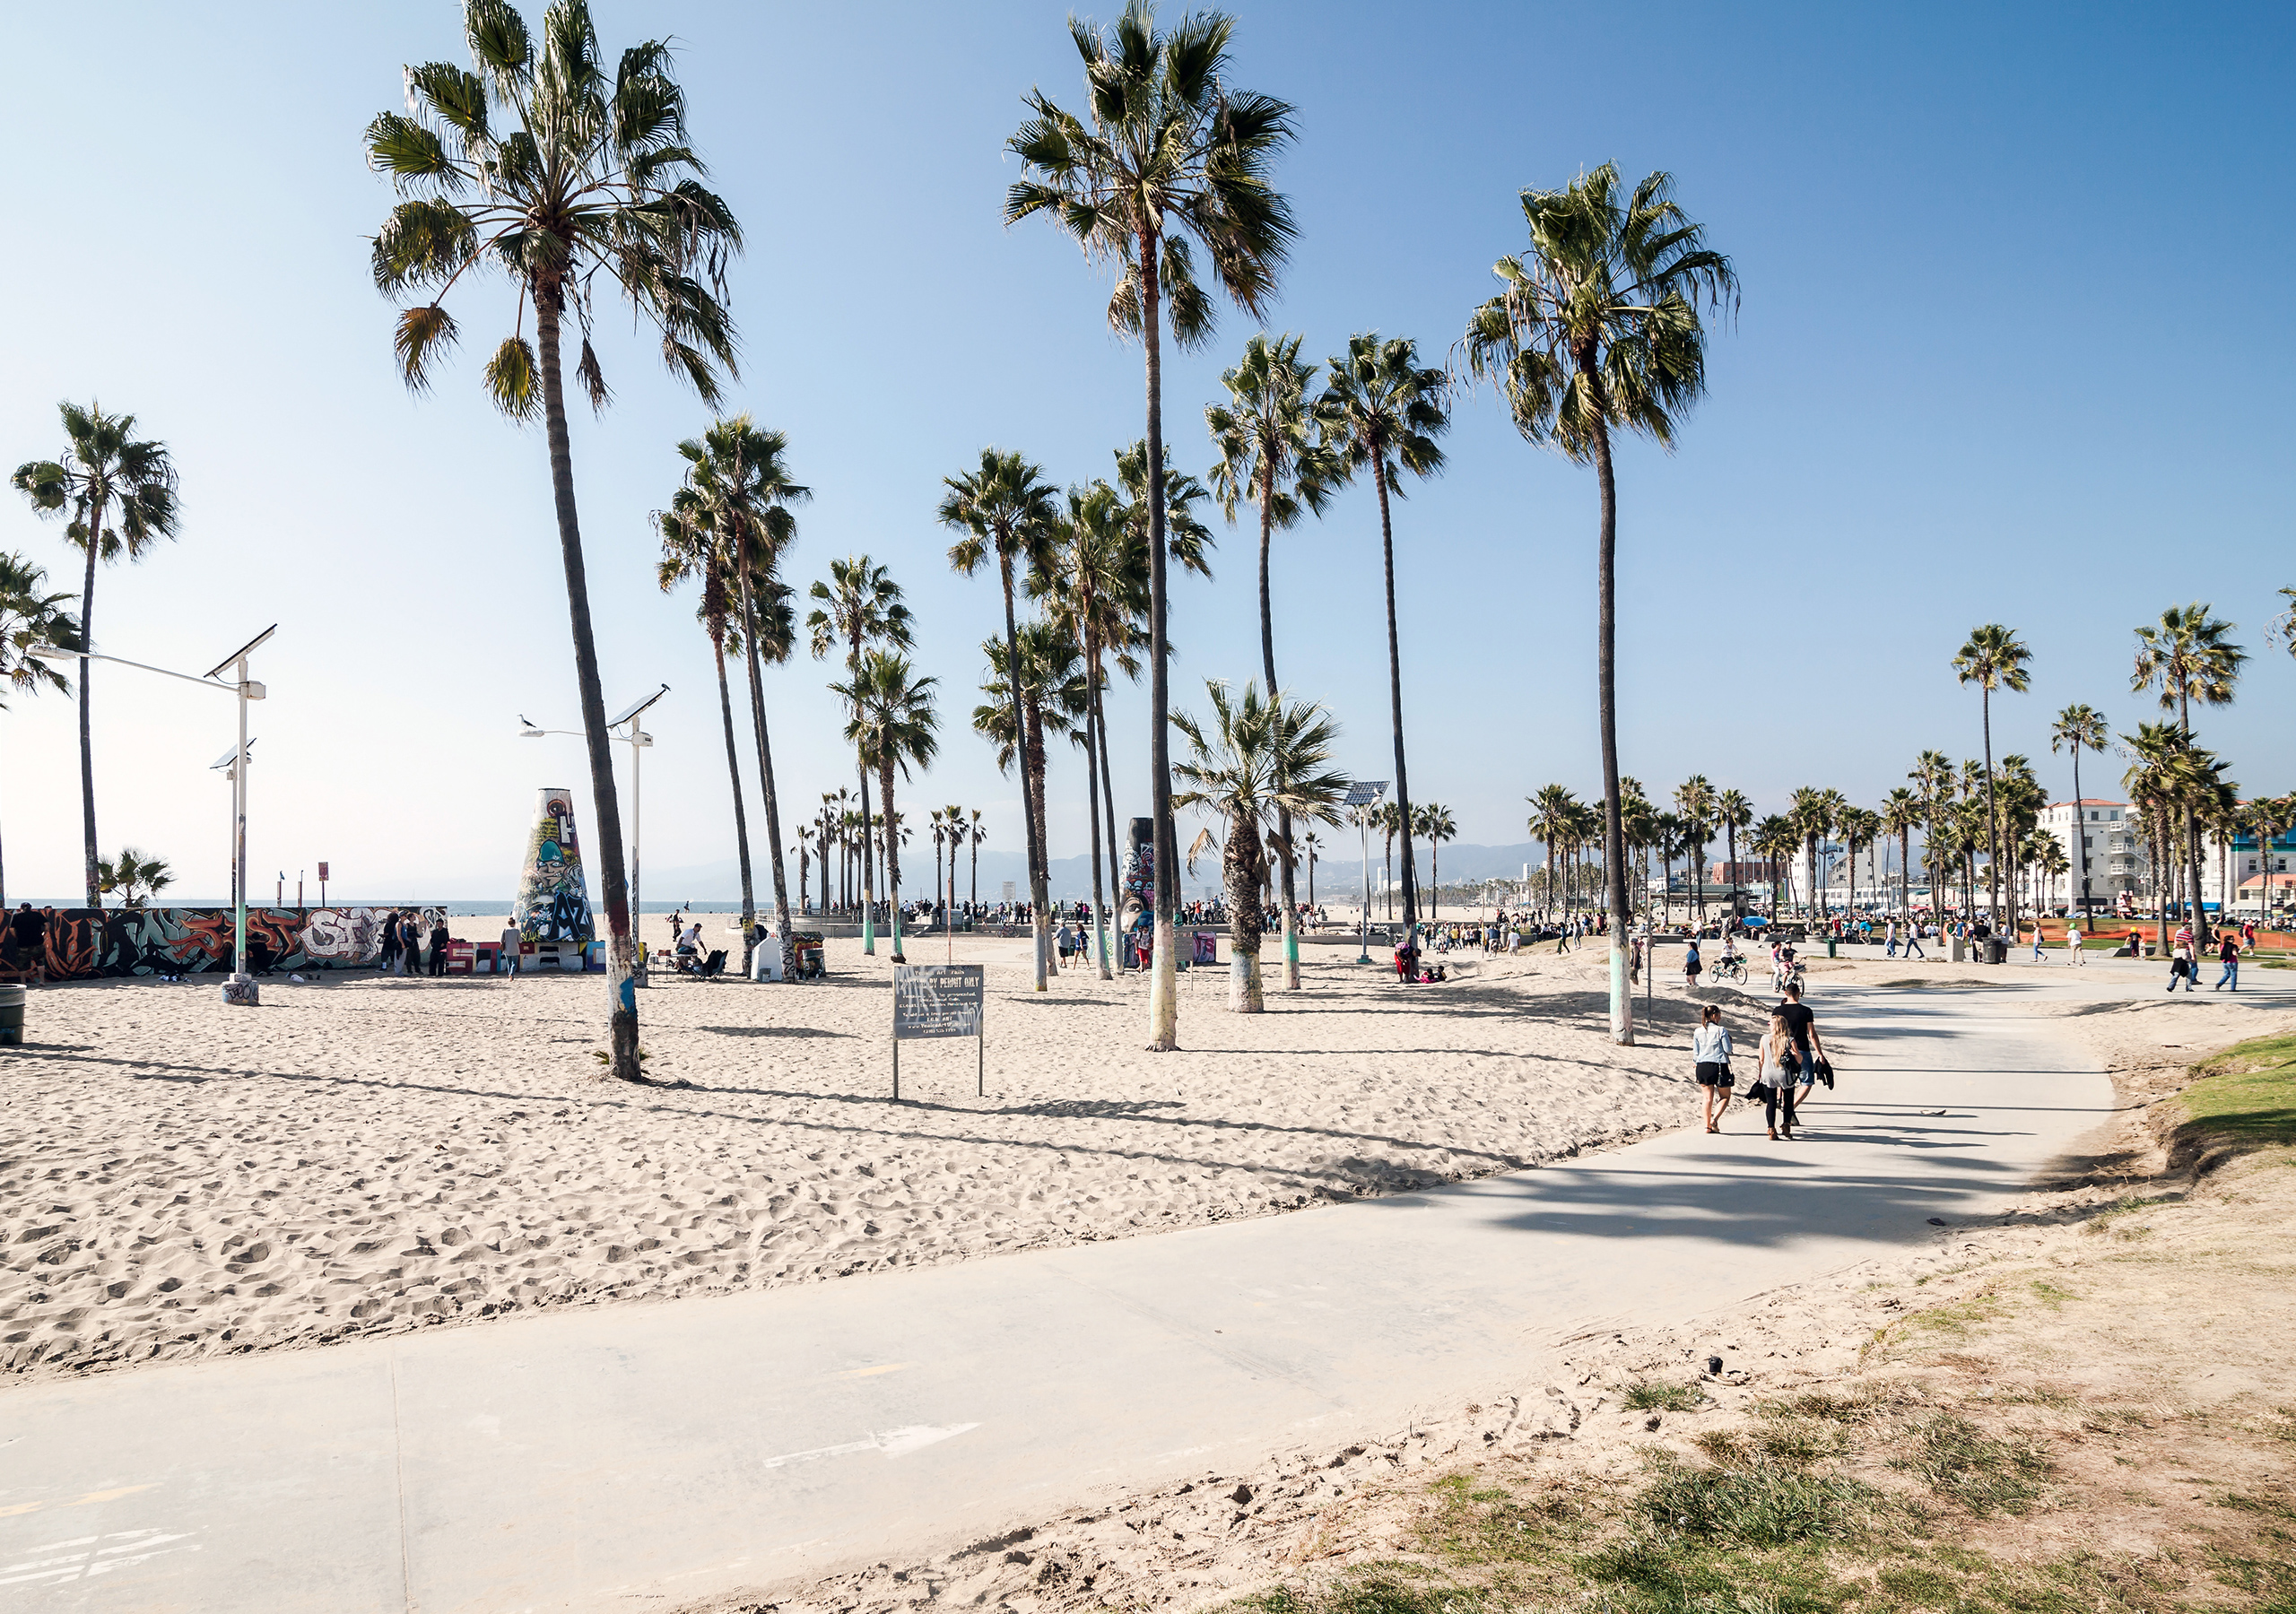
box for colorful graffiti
[1118,815,1154,967]
[0,907,442,981]
[515,786,595,943]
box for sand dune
[0,929,1730,1378]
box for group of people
[2163,924,2248,992]
[1691,982,1830,1141]
[375,910,452,977]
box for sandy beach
[2,928,1743,1379]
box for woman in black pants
[1758,1011,1798,1141]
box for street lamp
[208,740,257,931]
[35,625,274,1003]
[1344,780,1388,965]
[518,684,668,978]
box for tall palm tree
[1317,333,1449,956]
[1373,800,1401,920]
[1414,803,1456,919]
[938,803,966,924]
[943,449,1061,989]
[674,418,805,977]
[1207,331,1337,990]
[1839,806,1883,915]
[1750,815,1797,911]
[807,556,914,953]
[1301,829,1322,909]
[1006,0,1298,1048]
[1033,480,1140,980]
[1674,775,1717,924]
[1714,786,1752,914]
[657,490,757,969]
[1909,751,1955,918]
[973,621,1088,965]
[2269,588,2296,664]
[929,807,951,927]
[970,811,987,917]
[2048,704,2110,919]
[362,1,739,1078]
[832,652,938,964]
[12,403,180,907]
[1461,165,1735,1045]
[1788,787,1832,920]
[1951,624,2033,928]
[0,552,80,911]
[1172,680,1347,1011]
[1882,787,1923,917]
[2133,603,2245,944]
[1528,784,1578,914]
[818,790,847,916]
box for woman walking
[378,911,402,976]
[1692,1005,1734,1132]
[1683,936,1703,994]
[1756,1011,1798,1141]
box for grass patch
[2176,1032,2296,1163]
[1618,1380,1700,1412]
[1634,1457,1888,1546]
[1891,1412,2053,1516]
[2029,1280,2079,1311]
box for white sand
[0,926,1737,1378]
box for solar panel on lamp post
[1343,780,1388,965]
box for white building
[2039,800,2145,912]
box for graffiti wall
[514,786,595,943]
[2,907,442,981]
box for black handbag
[1745,1078,1775,1104]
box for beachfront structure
[2039,800,2145,913]
[2198,816,2296,917]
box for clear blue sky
[3,1,2290,902]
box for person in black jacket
[428,915,450,976]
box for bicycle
[1710,954,1748,985]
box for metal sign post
[891,963,986,1101]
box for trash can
[1984,937,2009,965]
[1950,933,1966,963]
[1826,938,1839,959]
[0,983,23,1046]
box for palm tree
[929,807,951,928]
[973,621,1089,963]
[1207,331,1337,990]
[2133,603,2245,944]
[943,449,1061,989]
[1787,787,1833,920]
[1172,681,1347,1011]
[938,803,966,924]
[1750,815,1797,912]
[0,552,80,911]
[1713,787,1752,915]
[12,403,180,907]
[674,418,805,977]
[1317,333,1450,956]
[95,847,173,908]
[1839,806,1883,915]
[2047,704,2110,919]
[970,811,987,918]
[1909,751,1955,919]
[1881,787,1923,918]
[2269,588,2295,664]
[1033,480,1140,980]
[832,652,939,964]
[1528,784,1578,915]
[818,790,847,916]
[807,556,915,954]
[1414,803,1456,919]
[1302,829,1322,909]
[657,486,757,969]
[1952,624,2033,930]
[362,4,739,1079]
[1461,165,1735,1045]
[1373,800,1401,920]
[1006,0,1298,1049]
[1674,775,1717,924]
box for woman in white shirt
[1757,1011,1798,1141]
[1692,1005,1734,1133]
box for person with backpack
[2213,930,2240,992]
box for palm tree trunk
[1092,668,1123,968]
[1083,638,1112,979]
[535,298,638,1079]
[1022,690,1052,971]
[1141,231,1178,1049]
[1581,415,1632,1042]
[76,506,103,908]
[851,631,875,952]
[1980,689,2002,925]
[735,556,795,979]
[880,758,901,954]
[1227,818,1265,1011]
[997,563,1050,990]
[1371,459,1419,959]
[713,638,757,974]
[1254,468,1302,991]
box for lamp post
[1344,781,1388,965]
[519,684,668,978]
[38,626,274,1002]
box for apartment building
[2039,800,2146,910]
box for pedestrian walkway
[1,983,2113,1613]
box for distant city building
[1709,860,1784,887]
[2039,800,2145,911]
[2199,812,2296,915]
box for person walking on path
[2066,921,2083,966]
[1683,936,1702,994]
[427,915,450,977]
[2213,930,2241,992]
[500,919,523,978]
[2168,933,2196,992]
[1692,1004,1734,1133]
[1775,981,1828,1120]
[1755,1011,1797,1141]
[2030,923,2047,963]
[1904,921,1926,960]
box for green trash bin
[0,982,24,1046]
[1826,938,1839,959]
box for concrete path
[2,981,2118,1612]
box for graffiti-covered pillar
[1118,816,1154,969]
[515,787,596,968]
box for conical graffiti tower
[515,786,596,946]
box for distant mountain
[643,837,1553,905]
